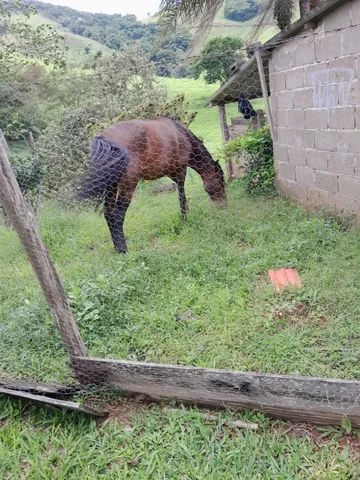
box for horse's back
[100,118,191,180]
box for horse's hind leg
[104,197,129,253]
[104,179,136,253]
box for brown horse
[78,117,226,253]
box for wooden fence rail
[73,357,360,426]
[0,132,86,358]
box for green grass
[1,184,360,382]
[1,78,359,477]
[1,397,358,480]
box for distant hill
[20,0,287,73]
[28,0,161,51]
[143,2,278,55]
[24,1,191,76]
[20,11,111,63]
[224,0,264,23]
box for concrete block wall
[269,0,360,217]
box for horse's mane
[163,116,221,173]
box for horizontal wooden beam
[0,377,80,398]
[0,387,104,416]
[73,357,360,427]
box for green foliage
[224,0,262,22]
[11,151,43,194]
[223,126,274,194]
[192,36,244,84]
[150,32,192,77]
[0,1,67,78]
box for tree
[0,1,67,135]
[192,36,244,84]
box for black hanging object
[238,93,257,120]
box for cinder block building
[209,0,360,217]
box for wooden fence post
[218,103,234,180]
[255,48,275,140]
[0,133,86,358]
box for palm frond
[158,0,223,57]
[159,0,223,26]
[274,0,295,30]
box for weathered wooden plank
[73,357,360,426]
[0,133,86,358]
[218,103,233,180]
[255,48,275,140]
[0,387,104,416]
[0,377,80,397]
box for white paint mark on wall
[312,68,355,108]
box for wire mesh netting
[0,24,360,422]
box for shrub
[222,126,274,194]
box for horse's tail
[77,136,129,200]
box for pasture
[0,78,359,478]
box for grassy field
[0,77,360,477]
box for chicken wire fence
[0,35,360,421]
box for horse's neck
[189,156,215,180]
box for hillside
[144,2,278,55]
[209,3,278,43]
[16,11,111,64]
[25,1,190,75]
[24,1,281,65]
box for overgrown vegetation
[222,125,274,194]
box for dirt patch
[150,183,177,195]
[272,303,327,329]
[281,423,360,459]
[92,396,153,428]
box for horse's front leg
[177,179,189,219]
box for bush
[222,126,274,194]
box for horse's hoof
[114,247,128,254]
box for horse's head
[204,160,227,205]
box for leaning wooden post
[218,102,234,180]
[255,48,275,140]
[0,134,86,358]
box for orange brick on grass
[268,268,302,293]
